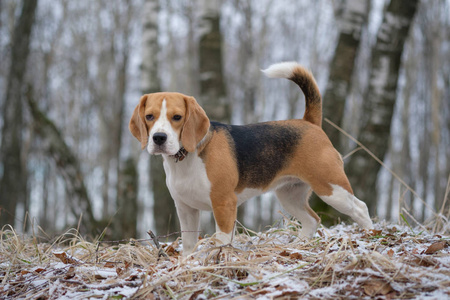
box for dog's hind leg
[300,147,374,229]
[275,182,320,238]
[316,184,373,229]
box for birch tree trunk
[91,3,133,223]
[27,96,97,234]
[114,158,138,239]
[198,0,229,122]
[141,0,179,236]
[0,0,38,228]
[312,0,370,225]
[141,0,161,96]
[323,0,370,153]
[111,2,138,237]
[424,4,444,214]
[346,0,419,215]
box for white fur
[147,99,180,155]
[236,188,263,206]
[262,61,299,79]
[164,151,212,211]
[214,225,234,246]
[319,184,373,229]
[236,176,320,239]
[163,151,212,255]
[276,182,319,238]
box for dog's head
[129,92,210,155]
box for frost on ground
[0,219,449,299]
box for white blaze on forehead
[152,99,169,132]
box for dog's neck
[168,130,213,163]
[169,147,188,162]
[196,130,213,153]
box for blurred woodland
[0,0,449,239]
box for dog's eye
[145,114,154,121]
[172,115,182,121]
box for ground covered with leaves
[1,219,449,299]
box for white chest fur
[162,152,213,211]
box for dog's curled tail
[262,62,322,127]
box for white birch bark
[323,0,370,152]
[198,0,229,122]
[346,0,419,215]
[141,0,160,94]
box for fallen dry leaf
[363,279,394,296]
[165,244,179,256]
[20,270,31,276]
[104,261,116,268]
[425,241,446,254]
[289,252,302,260]
[94,274,106,280]
[387,249,394,257]
[369,229,383,236]
[34,268,46,273]
[53,252,81,265]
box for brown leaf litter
[0,219,449,299]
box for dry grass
[1,216,449,299]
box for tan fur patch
[278,120,353,196]
[202,130,239,234]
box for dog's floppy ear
[129,94,149,150]
[181,96,210,152]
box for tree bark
[311,0,370,225]
[141,0,161,95]
[323,0,370,153]
[0,0,38,228]
[26,95,97,234]
[346,0,419,216]
[114,158,138,240]
[141,0,179,235]
[198,0,229,123]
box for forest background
[0,0,448,240]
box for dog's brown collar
[170,147,188,162]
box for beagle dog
[129,62,373,255]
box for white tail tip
[261,61,300,79]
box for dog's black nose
[153,132,167,145]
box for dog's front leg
[175,201,200,256]
[211,192,237,246]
